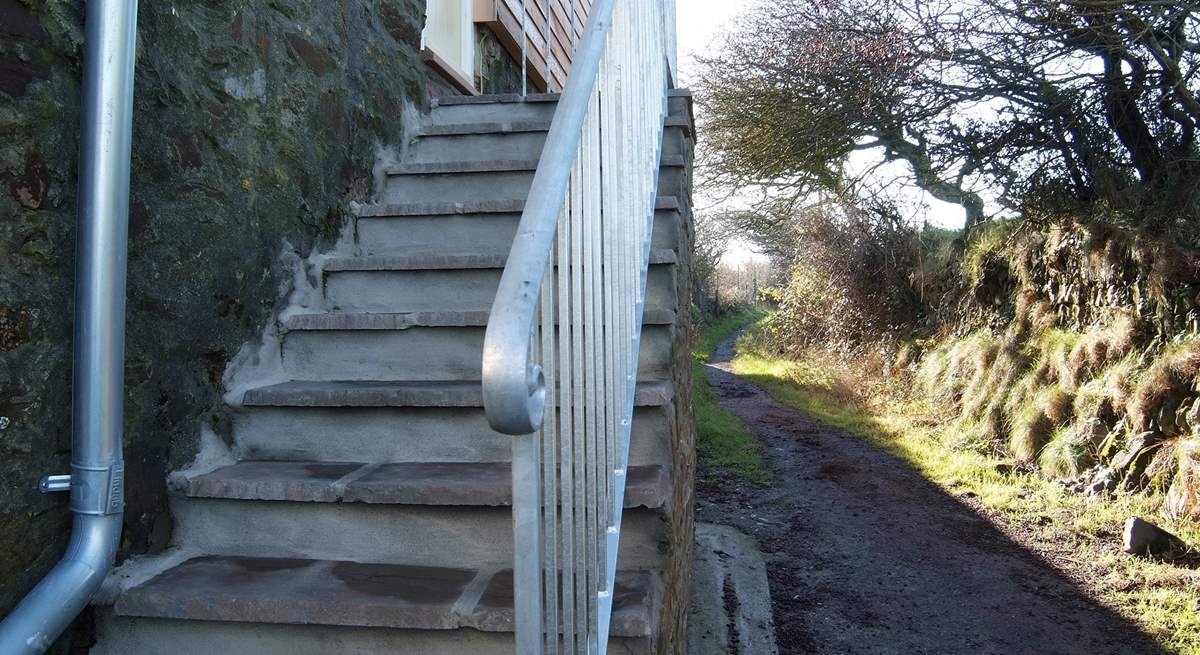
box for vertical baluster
[580,92,600,655]
[568,122,589,655]
[618,3,632,484]
[513,359,543,653]
[557,194,575,652]
[541,262,559,655]
[600,5,618,545]
[521,0,528,96]
[545,0,553,91]
[585,85,607,653]
[598,23,616,649]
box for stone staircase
[91,93,693,654]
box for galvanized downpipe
[0,1,137,653]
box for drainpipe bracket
[68,462,125,516]
[38,474,72,493]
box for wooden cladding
[475,0,592,92]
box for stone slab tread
[323,249,677,272]
[113,555,655,637]
[386,154,687,176]
[241,379,674,408]
[180,460,669,509]
[354,195,679,218]
[432,93,561,106]
[419,117,689,137]
[280,308,676,331]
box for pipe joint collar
[69,462,124,516]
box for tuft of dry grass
[1129,339,1200,435]
[1168,437,1200,519]
[1040,427,1094,477]
[1016,290,1058,334]
[1011,394,1055,464]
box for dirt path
[698,333,1165,655]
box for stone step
[279,308,677,330]
[427,91,690,126]
[354,196,683,256]
[230,404,674,467]
[427,93,560,125]
[380,156,687,204]
[323,249,677,272]
[323,253,677,314]
[96,556,655,654]
[179,460,670,509]
[240,379,674,409]
[96,616,654,655]
[277,316,676,382]
[409,118,690,163]
[169,495,666,570]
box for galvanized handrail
[481,1,673,652]
[0,2,137,653]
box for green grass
[692,308,771,484]
[693,307,767,364]
[730,326,1200,655]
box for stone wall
[926,217,1200,515]
[0,0,429,645]
[659,89,697,655]
[960,219,1200,340]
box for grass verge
[731,325,1200,655]
[692,308,771,484]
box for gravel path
[697,333,1165,655]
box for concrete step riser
[95,616,653,655]
[381,166,685,204]
[410,126,688,164]
[324,265,676,314]
[170,497,666,570]
[357,209,680,257]
[426,95,689,126]
[427,102,557,126]
[231,405,675,466]
[279,325,675,382]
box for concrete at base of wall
[687,523,779,655]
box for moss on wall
[0,0,430,633]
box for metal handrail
[481,0,616,437]
[481,1,673,652]
[0,2,137,653]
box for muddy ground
[698,333,1165,655]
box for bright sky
[673,1,969,266]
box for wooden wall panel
[477,0,592,92]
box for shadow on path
[697,332,1165,655]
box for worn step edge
[241,380,674,409]
[432,93,561,106]
[419,120,551,136]
[355,195,679,218]
[386,154,687,176]
[175,460,668,509]
[280,308,676,331]
[323,249,677,272]
[433,89,690,104]
[419,117,690,137]
[112,555,654,638]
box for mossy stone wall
[0,0,429,639]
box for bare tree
[692,213,731,314]
[698,0,1200,235]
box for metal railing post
[483,1,673,652]
[0,2,137,653]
